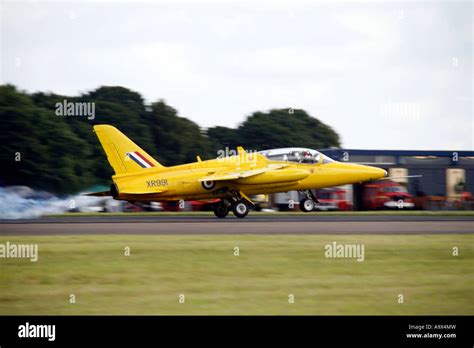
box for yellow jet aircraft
[89,125,387,218]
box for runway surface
[1,215,473,235]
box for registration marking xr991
[147,179,168,187]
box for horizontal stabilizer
[83,191,111,197]
[84,188,167,196]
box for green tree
[0,85,341,194]
[208,108,340,151]
[0,85,93,193]
[147,100,213,165]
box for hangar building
[320,149,474,209]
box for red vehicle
[314,188,352,211]
[363,180,414,210]
[190,199,221,211]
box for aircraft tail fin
[93,125,163,174]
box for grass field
[0,235,472,315]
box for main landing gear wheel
[300,198,315,212]
[213,201,229,218]
[232,200,249,218]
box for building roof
[319,149,474,157]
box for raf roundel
[201,180,216,190]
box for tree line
[0,84,341,194]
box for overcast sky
[1,0,472,150]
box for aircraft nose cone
[333,163,388,185]
[357,165,387,182]
[370,167,387,181]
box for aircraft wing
[199,163,289,182]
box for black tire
[232,200,249,218]
[213,202,229,218]
[299,198,315,212]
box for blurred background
[0,0,472,218]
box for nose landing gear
[300,198,315,212]
[299,190,319,212]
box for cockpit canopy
[258,147,335,164]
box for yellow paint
[93,125,387,202]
